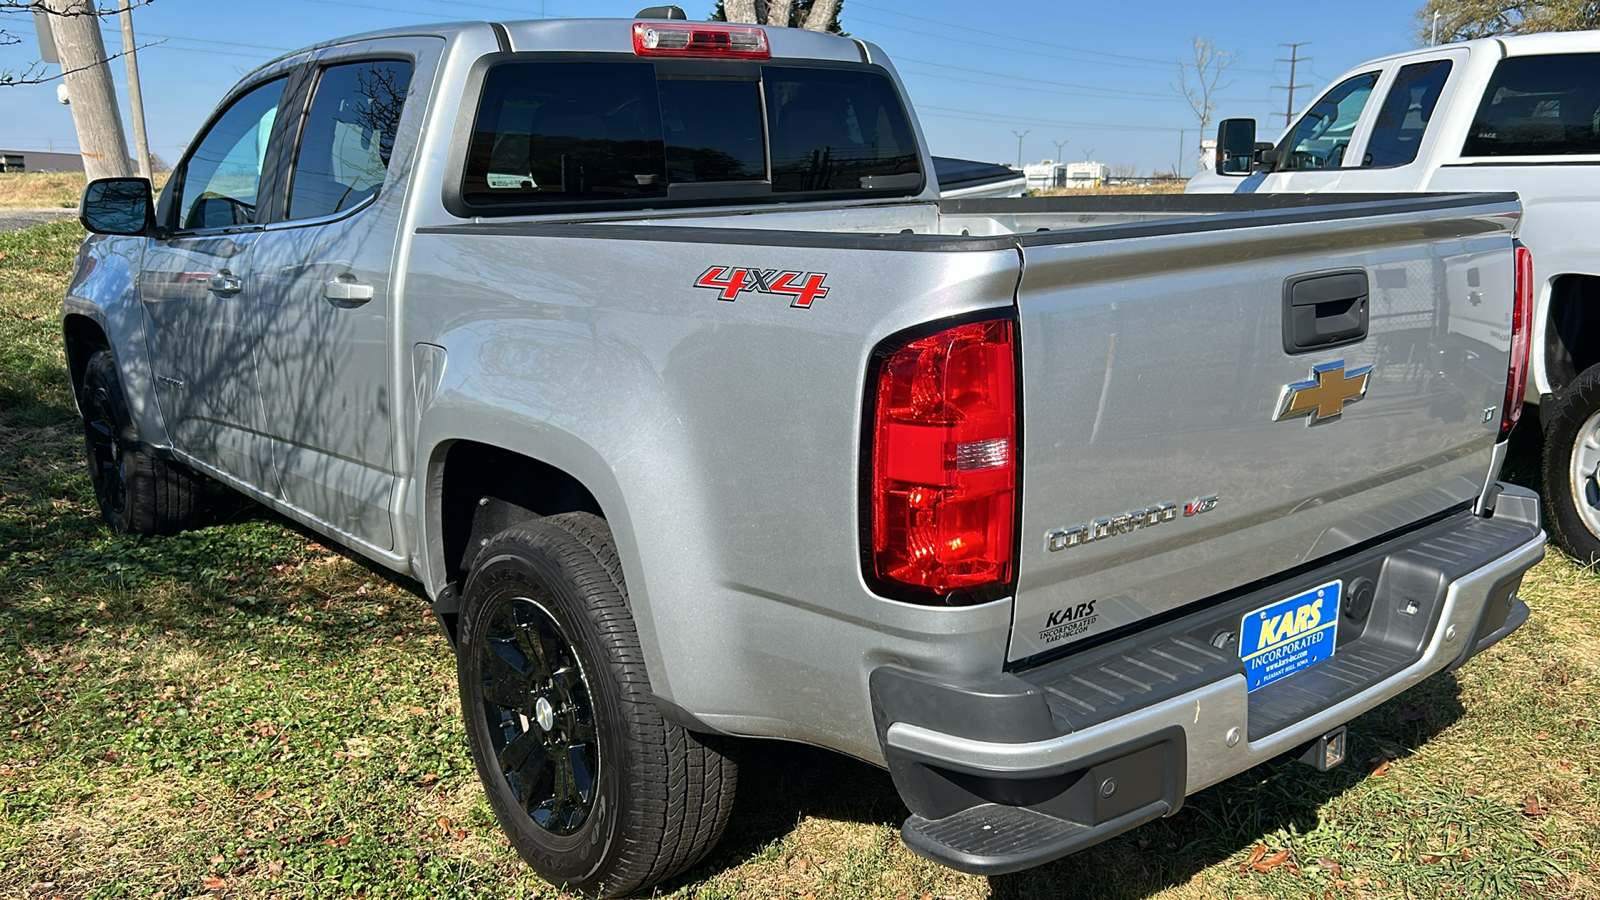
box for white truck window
[287,60,414,220]
[1362,60,1452,168]
[171,78,287,230]
[1278,72,1379,171]
[1463,53,1600,156]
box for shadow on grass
[690,673,1468,899]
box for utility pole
[1273,42,1312,127]
[119,0,151,179]
[1052,139,1068,161]
[1012,129,1030,169]
[45,0,131,180]
[1176,129,1184,178]
[1431,10,1441,44]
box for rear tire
[79,349,204,536]
[457,513,737,897]
[1542,364,1600,562]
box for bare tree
[0,0,155,86]
[1414,0,1600,44]
[712,0,845,33]
[1173,36,1239,139]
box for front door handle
[323,277,374,307]
[207,271,243,296]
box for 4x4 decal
[694,265,831,309]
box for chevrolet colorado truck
[1190,30,1600,563]
[65,10,1544,896]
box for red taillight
[632,22,770,59]
[868,318,1018,601]
[1501,245,1534,441]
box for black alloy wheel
[81,373,129,522]
[478,593,599,836]
[457,513,739,898]
[78,350,203,536]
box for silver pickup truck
[64,10,1544,897]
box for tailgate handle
[1283,269,1369,354]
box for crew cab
[64,10,1543,896]
[1190,30,1600,563]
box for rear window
[1463,53,1600,156]
[460,58,921,210]
[1362,60,1451,168]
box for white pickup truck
[66,10,1543,897]
[1189,31,1600,562]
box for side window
[1363,60,1453,168]
[173,78,287,230]
[287,59,415,220]
[1278,72,1379,171]
[1463,53,1600,156]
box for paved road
[0,208,75,232]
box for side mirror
[1216,118,1257,175]
[80,177,154,236]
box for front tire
[1542,364,1600,562]
[457,513,738,897]
[79,349,203,536]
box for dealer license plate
[1240,580,1340,692]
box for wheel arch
[62,313,111,406]
[1544,272,1600,398]
[417,410,642,650]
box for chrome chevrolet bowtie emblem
[1274,360,1372,425]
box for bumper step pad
[902,800,1169,876]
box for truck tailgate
[1009,197,1521,663]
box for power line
[1273,42,1311,126]
[895,56,1184,100]
[918,104,1185,133]
[897,64,1197,104]
[846,5,1277,75]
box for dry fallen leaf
[252,787,277,801]
[1237,843,1268,872]
[1372,759,1393,777]
[1253,849,1290,873]
[1523,796,1548,818]
[1400,701,1431,722]
[201,874,227,891]
[438,816,453,832]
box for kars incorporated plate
[1240,580,1340,692]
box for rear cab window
[456,56,922,213]
[1463,53,1600,157]
[1362,59,1452,168]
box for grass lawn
[1,221,1597,899]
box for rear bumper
[871,484,1544,875]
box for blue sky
[0,0,1429,177]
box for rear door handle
[207,271,243,296]
[323,278,374,307]
[1283,269,1369,353]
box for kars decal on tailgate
[694,265,831,308]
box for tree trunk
[802,0,840,31]
[765,0,793,27]
[45,0,131,180]
[723,0,759,23]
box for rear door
[1007,198,1519,662]
[250,38,436,551]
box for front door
[141,75,291,489]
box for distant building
[0,149,87,173]
[1061,161,1109,189]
